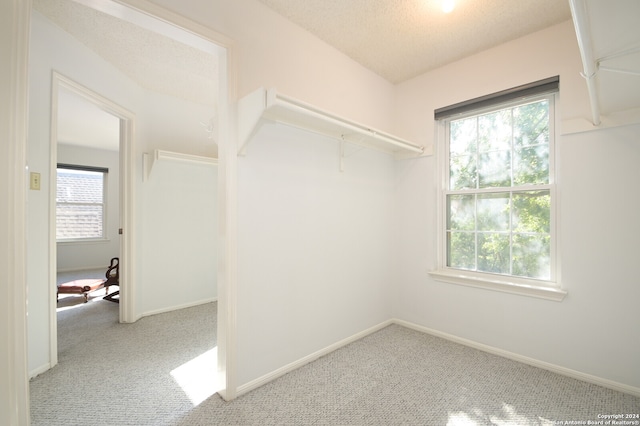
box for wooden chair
[57,257,119,303]
[103,257,120,303]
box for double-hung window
[56,164,108,241]
[431,77,565,301]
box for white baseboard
[393,318,640,398]
[140,297,217,319]
[29,362,52,379]
[234,318,639,399]
[236,319,394,397]
[57,265,109,273]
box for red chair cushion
[57,278,105,294]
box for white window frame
[430,91,566,302]
[56,164,108,243]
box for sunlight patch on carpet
[490,403,545,425]
[56,295,103,312]
[448,403,551,426]
[170,348,220,406]
[447,411,479,425]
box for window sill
[428,269,567,302]
[57,238,110,245]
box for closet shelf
[143,150,217,181]
[238,87,426,159]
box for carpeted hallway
[30,298,639,425]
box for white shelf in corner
[238,87,427,159]
[143,150,218,181]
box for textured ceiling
[33,0,218,107]
[34,0,572,95]
[258,0,572,83]
[33,0,638,133]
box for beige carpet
[30,299,639,425]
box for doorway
[29,0,231,394]
[3,0,237,421]
[49,72,135,366]
[54,84,121,308]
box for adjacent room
[1,0,639,425]
[54,84,122,307]
[25,0,222,418]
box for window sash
[56,166,107,241]
[438,92,557,287]
[445,189,551,280]
[446,96,554,189]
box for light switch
[30,172,41,190]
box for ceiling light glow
[442,0,455,13]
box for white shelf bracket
[237,87,268,156]
[342,135,366,157]
[339,136,369,172]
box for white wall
[141,0,401,389]
[141,158,217,314]
[139,90,218,157]
[237,123,395,385]
[393,21,640,390]
[27,10,142,374]
[28,10,219,375]
[136,91,219,316]
[56,144,120,271]
[145,0,640,394]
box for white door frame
[8,0,241,419]
[4,1,239,423]
[49,72,137,368]
[1,0,31,424]
[105,0,239,400]
[45,0,240,401]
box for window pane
[512,190,550,233]
[450,155,477,190]
[513,145,549,185]
[478,109,512,152]
[56,204,104,239]
[477,193,509,232]
[450,117,477,156]
[513,100,549,148]
[478,150,511,188]
[56,167,105,240]
[57,169,104,203]
[447,194,475,231]
[477,232,510,274]
[447,231,475,270]
[450,117,478,190]
[512,234,550,279]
